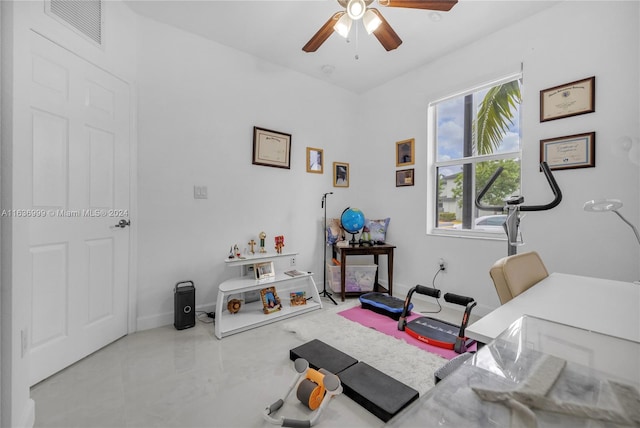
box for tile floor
[30,296,472,428]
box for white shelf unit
[215,252,322,339]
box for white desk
[390,316,640,427]
[467,272,640,344]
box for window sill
[429,228,507,241]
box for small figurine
[259,231,267,253]
[234,244,241,258]
[248,239,256,255]
[274,235,285,254]
[228,246,235,259]
[227,299,242,314]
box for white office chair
[489,251,549,304]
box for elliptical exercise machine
[476,161,562,256]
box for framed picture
[396,168,415,187]
[290,291,307,306]
[260,287,281,314]
[540,76,595,122]
[254,261,275,280]
[396,138,415,167]
[540,132,595,170]
[333,162,349,188]
[252,126,292,169]
[306,147,323,173]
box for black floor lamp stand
[321,192,337,305]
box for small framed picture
[290,291,307,306]
[254,261,275,280]
[260,287,282,314]
[333,162,349,188]
[540,132,596,170]
[540,76,595,122]
[396,138,415,167]
[396,168,415,187]
[306,147,323,173]
[252,126,292,169]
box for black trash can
[174,281,195,330]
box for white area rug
[280,304,447,395]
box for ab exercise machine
[398,285,477,354]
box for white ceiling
[124,0,560,93]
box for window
[429,74,522,235]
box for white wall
[135,16,360,329]
[135,1,640,328]
[355,1,640,313]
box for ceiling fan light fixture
[363,9,382,34]
[334,13,352,38]
[346,0,366,20]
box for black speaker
[174,281,195,330]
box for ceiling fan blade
[370,9,402,51]
[303,12,345,53]
[379,0,457,11]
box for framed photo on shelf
[396,138,415,167]
[333,162,349,188]
[396,168,415,187]
[540,132,595,170]
[540,76,595,122]
[252,126,292,169]
[290,291,307,306]
[254,261,275,280]
[260,287,282,314]
[306,147,323,174]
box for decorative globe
[340,207,365,234]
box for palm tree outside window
[429,74,522,233]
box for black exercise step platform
[338,362,419,422]
[290,340,419,422]
[289,339,358,375]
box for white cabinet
[214,252,322,339]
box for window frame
[427,72,523,239]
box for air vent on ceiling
[47,0,103,46]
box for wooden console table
[332,244,395,301]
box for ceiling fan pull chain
[355,21,359,60]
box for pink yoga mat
[338,306,476,360]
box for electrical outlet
[438,258,447,272]
[290,257,296,266]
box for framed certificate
[540,76,595,122]
[252,127,291,169]
[540,132,595,170]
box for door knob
[115,219,130,228]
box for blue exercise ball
[341,207,365,234]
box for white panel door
[26,32,131,385]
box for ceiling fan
[302,0,457,53]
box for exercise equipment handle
[282,418,311,428]
[267,399,284,414]
[475,161,562,212]
[414,284,441,299]
[475,166,505,211]
[398,285,440,331]
[520,162,562,211]
[444,293,474,307]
